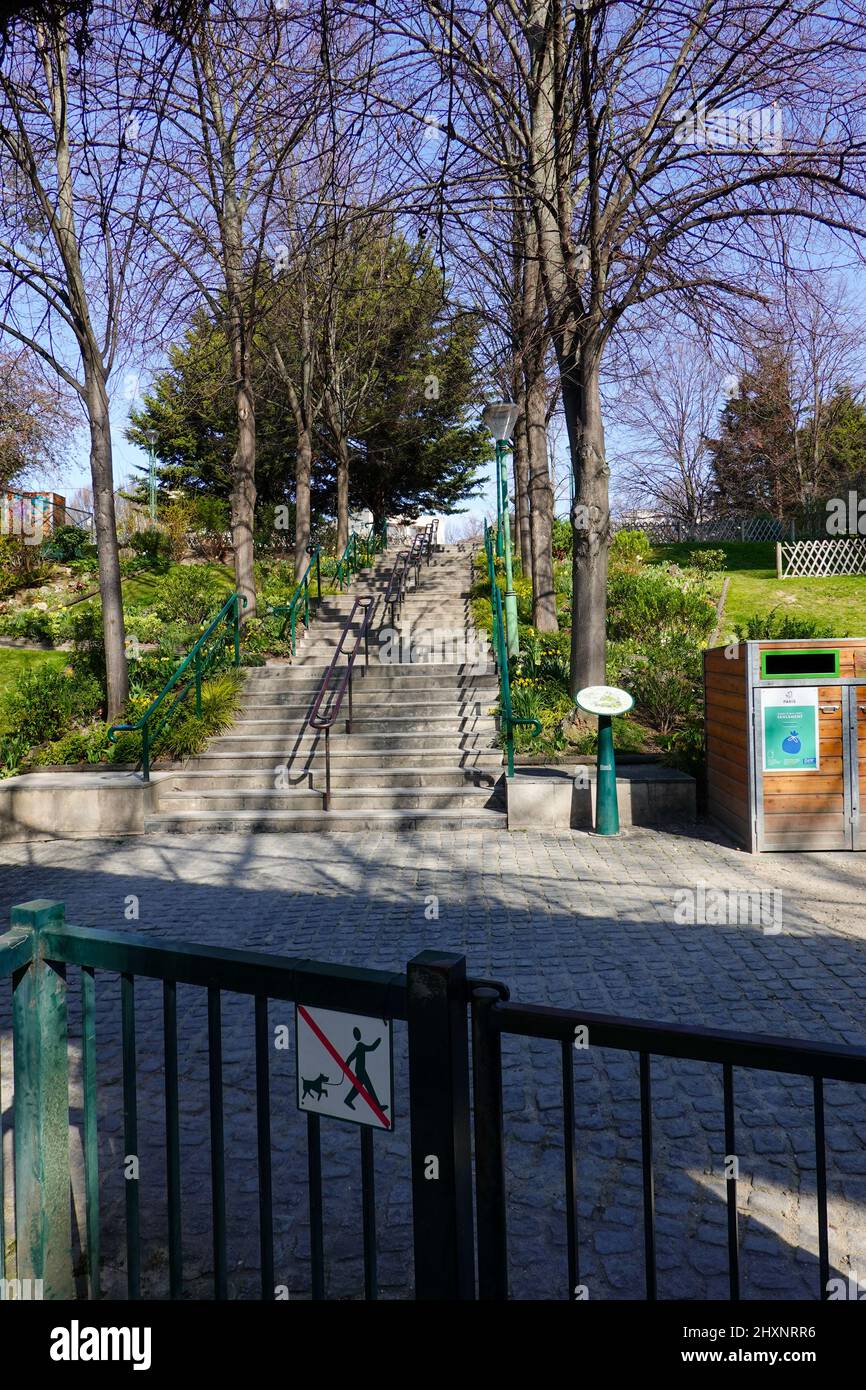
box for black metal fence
[3,901,865,1301]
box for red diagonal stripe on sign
[297,1005,391,1129]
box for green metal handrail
[484,520,540,776]
[334,519,388,587]
[269,545,321,654]
[108,590,246,782]
[334,532,359,589]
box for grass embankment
[652,541,866,638]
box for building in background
[1,489,66,542]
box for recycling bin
[704,638,866,851]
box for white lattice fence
[777,538,866,577]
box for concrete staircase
[145,542,507,832]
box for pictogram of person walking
[344,1027,388,1113]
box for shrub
[67,603,107,686]
[0,605,56,643]
[551,517,572,560]
[734,608,837,641]
[67,547,100,573]
[128,528,171,571]
[0,536,52,594]
[122,609,165,646]
[162,620,204,660]
[609,529,651,569]
[42,524,90,562]
[619,633,703,735]
[0,665,80,744]
[607,565,716,642]
[30,723,113,767]
[155,567,224,626]
[687,548,727,575]
[188,497,230,562]
[162,498,196,561]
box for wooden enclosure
[704,638,866,852]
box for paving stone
[0,825,864,1300]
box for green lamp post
[144,428,158,524]
[482,401,519,659]
[574,685,634,835]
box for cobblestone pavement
[1,823,866,1301]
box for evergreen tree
[705,346,797,520]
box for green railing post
[316,549,321,600]
[10,899,74,1299]
[233,595,240,666]
[141,722,150,783]
[194,649,202,717]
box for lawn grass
[121,561,236,608]
[0,648,67,733]
[652,541,866,639]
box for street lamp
[144,429,158,524]
[482,401,519,659]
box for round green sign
[574,684,634,716]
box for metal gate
[2,898,865,1300]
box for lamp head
[481,401,519,442]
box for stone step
[243,661,493,681]
[205,731,498,752]
[186,749,503,770]
[238,696,498,718]
[160,766,502,790]
[145,807,506,833]
[241,672,498,693]
[228,715,497,736]
[156,786,501,812]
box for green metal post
[147,442,157,524]
[495,443,504,558]
[194,649,202,716]
[233,596,240,666]
[141,722,150,783]
[595,714,620,835]
[10,899,74,1298]
[316,549,321,601]
[81,965,100,1298]
[499,440,519,659]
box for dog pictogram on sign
[296,1005,394,1130]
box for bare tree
[0,348,78,487]
[0,3,164,715]
[614,334,722,527]
[142,1,322,612]
[376,1,866,692]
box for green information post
[574,685,634,836]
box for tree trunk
[336,432,350,556]
[295,426,312,579]
[525,358,558,632]
[562,341,609,695]
[231,369,257,619]
[513,399,533,574]
[85,363,128,720]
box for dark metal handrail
[308,594,380,809]
[381,548,411,630]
